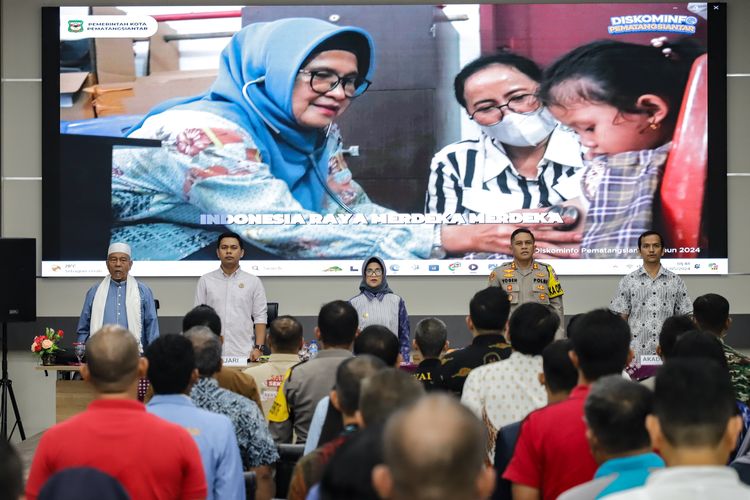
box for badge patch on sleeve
[547,265,564,298]
[268,368,292,422]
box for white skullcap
[107,242,132,257]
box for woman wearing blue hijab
[111,17,511,260]
[350,256,411,362]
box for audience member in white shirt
[461,303,558,461]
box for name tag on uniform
[640,355,662,366]
[222,356,246,366]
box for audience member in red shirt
[503,309,632,500]
[26,325,207,500]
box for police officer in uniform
[489,228,565,339]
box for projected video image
[43,3,726,276]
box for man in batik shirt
[609,231,692,378]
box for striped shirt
[425,126,584,216]
[350,291,411,361]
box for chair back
[275,443,305,499]
[267,302,279,324]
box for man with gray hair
[372,394,495,500]
[77,242,159,350]
[186,326,279,499]
[26,326,206,500]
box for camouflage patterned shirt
[724,341,750,405]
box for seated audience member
[145,334,245,500]
[606,360,750,499]
[306,323,403,453]
[670,330,750,460]
[669,330,750,474]
[440,287,512,395]
[537,340,579,405]
[413,317,449,391]
[671,330,728,366]
[656,315,698,359]
[185,326,279,499]
[38,468,129,500]
[373,395,496,500]
[182,304,262,408]
[558,376,664,499]
[693,293,750,405]
[316,368,425,500]
[354,325,402,366]
[493,339,578,500]
[244,315,304,417]
[504,309,632,500]
[640,314,697,389]
[26,326,206,500]
[288,355,386,500]
[269,300,358,444]
[462,303,558,461]
[0,440,22,500]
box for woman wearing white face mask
[425,53,585,257]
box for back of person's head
[318,300,359,347]
[145,334,195,395]
[540,38,705,126]
[654,359,737,450]
[38,467,129,500]
[585,375,654,457]
[359,368,425,427]
[542,339,578,395]
[182,304,222,336]
[354,325,400,366]
[508,303,558,355]
[335,355,387,417]
[454,52,542,109]
[184,326,222,377]
[85,325,141,393]
[569,309,630,382]
[658,315,697,359]
[693,293,730,335]
[375,395,493,500]
[469,287,510,332]
[0,441,22,500]
[414,317,448,359]
[670,330,728,370]
[320,425,383,500]
[268,315,303,353]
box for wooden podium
[35,365,96,423]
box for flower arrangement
[31,328,64,359]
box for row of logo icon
[316,262,490,273]
[46,260,723,276]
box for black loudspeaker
[0,239,37,322]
